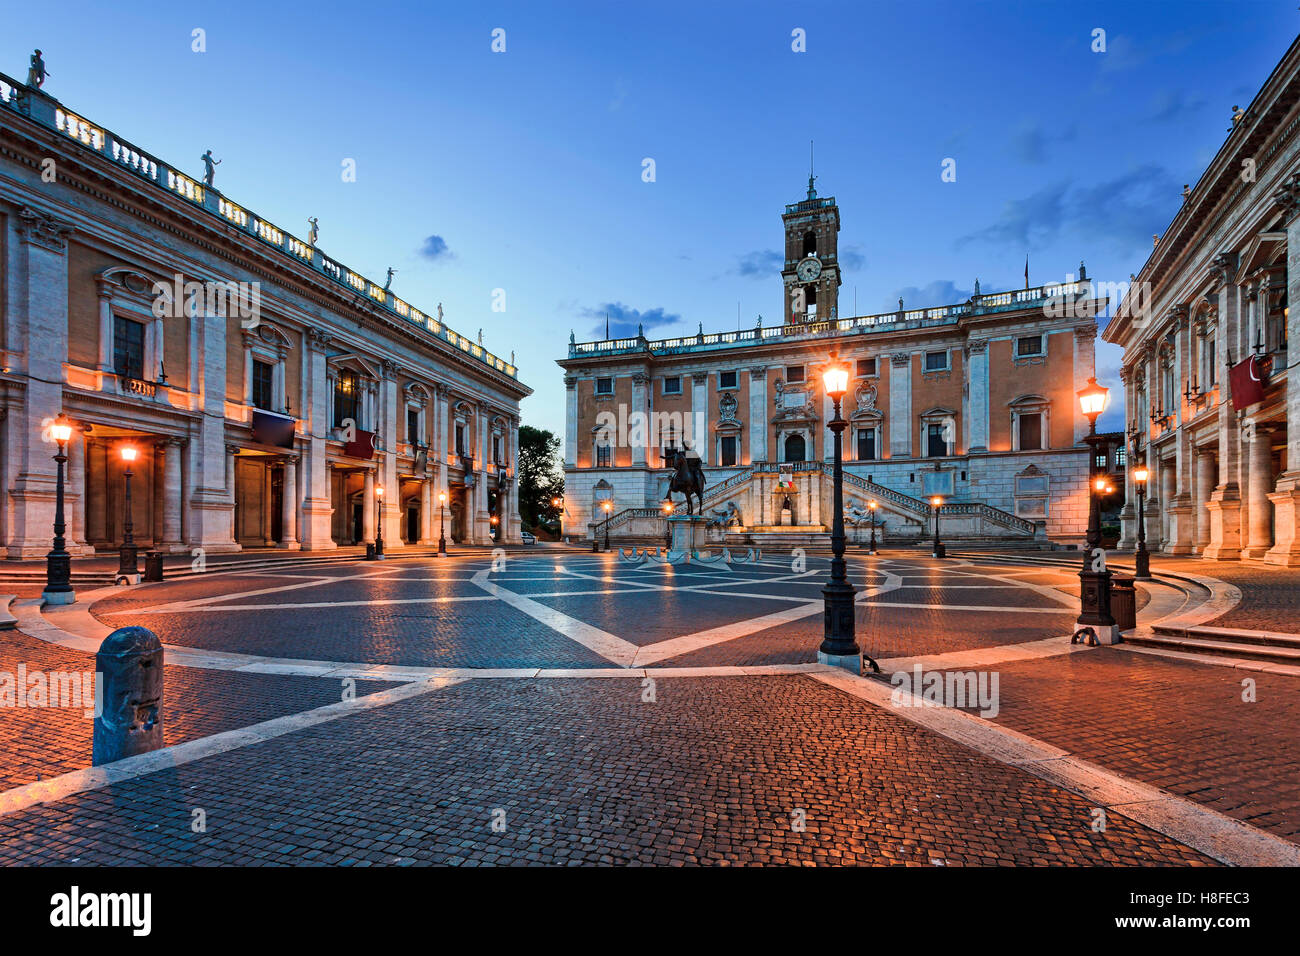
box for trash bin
[365,542,376,560]
[143,550,164,582]
[1110,574,1136,632]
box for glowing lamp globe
[1077,376,1110,423]
[120,445,138,463]
[51,415,73,445]
[1133,466,1149,484]
[822,358,849,401]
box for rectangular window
[252,359,274,411]
[1116,446,1127,466]
[493,435,503,465]
[333,370,360,429]
[113,316,146,380]
[663,376,682,395]
[719,370,738,389]
[1019,413,1043,451]
[719,435,737,466]
[595,444,612,468]
[1016,335,1043,357]
[927,423,947,458]
[595,377,613,395]
[856,358,877,377]
[856,428,876,461]
[407,408,421,444]
[786,365,805,383]
[1095,453,1108,468]
[924,350,948,372]
[455,423,466,456]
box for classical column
[161,438,184,551]
[564,375,578,468]
[691,372,709,464]
[95,277,115,373]
[299,328,336,550]
[631,372,649,467]
[967,340,989,453]
[380,360,402,549]
[748,367,768,463]
[1265,174,1300,565]
[1159,459,1176,551]
[507,417,522,543]
[1245,425,1275,558]
[888,353,911,458]
[279,455,300,550]
[242,331,255,405]
[185,300,239,553]
[1194,449,1215,552]
[419,474,434,544]
[1165,308,1195,553]
[362,468,375,544]
[221,443,240,550]
[1117,366,1137,551]
[6,207,72,557]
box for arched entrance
[784,433,806,462]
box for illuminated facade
[0,70,530,556]
[558,184,1103,545]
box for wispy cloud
[418,234,452,261]
[892,280,973,311]
[733,249,783,278]
[580,301,682,339]
[1143,89,1207,124]
[958,164,1178,255]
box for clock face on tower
[796,256,822,281]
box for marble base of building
[1201,489,1243,561]
[1265,477,1300,566]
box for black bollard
[92,626,163,765]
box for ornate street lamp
[119,444,140,581]
[1076,376,1117,642]
[490,514,499,542]
[930,495,945,559]
[662,499,673,551]
[819,352,872,673]
[438,490,447,556]
[867,499,879,555]
[602,499,613,552]
[552,496,564,537]
[374,484,385,559]
[1132,464,1151,580]
[43,414,75,605]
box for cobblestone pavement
[0,629,396,792]
[0,677,1213,866]
[934,649,1300,842]
[0,549,1292,866]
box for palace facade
[0,68,530,558]
[1104,36,1300,566]
[558,181,1104,546]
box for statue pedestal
[667,515,706,557]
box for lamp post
[867,499,879,555]
[1076,376,1117,642]
[552,496,564,538]
[119,444,140,581]
[818,352,871,672]
[602,499,613,552]
[662,499,673,551]
[43,414,75,605]
[930,495,945,558]
[374,484,385,559]
[438,490,447,556]
[1132,464,1151,580]
[490,514,499,542]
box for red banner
[1229,356,1265,410]
[343,429,376,460]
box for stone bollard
[92,626,163,766]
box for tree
[517,425,565,530]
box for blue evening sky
[4,1,1296,436]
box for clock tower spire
[781,164,841,326]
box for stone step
[0,595,16,630]
[1125,632,1300,664]
[1151,624,1300,650]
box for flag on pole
[1229,355,1265,410]
[1024,255,1029,290]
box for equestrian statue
[664,446,707,515]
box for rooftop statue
[307,217,319,246]
[384,267,396,291]
[26,50,48,89]
[201,149,221,188]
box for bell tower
[781,167,841,325]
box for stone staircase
[1127,625,1300,666]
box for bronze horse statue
[664,447,707,514]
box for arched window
[802,230,817,257]
[785,433,806,462]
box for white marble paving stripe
[134,595,501,613]
[875,634,1086,672]
[108,566,414,616]
[629,569,905,667]
[808,669,1300,866]
[470,569,640,667]
[0,677,468,820]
